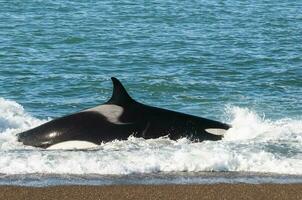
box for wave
[0,97,301,175]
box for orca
[17,77,230,149]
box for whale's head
[17,129,58,148]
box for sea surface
[0,0,301,185]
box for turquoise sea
[0,1,301,185]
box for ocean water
[0,1,301,184]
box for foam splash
[224,106,302,141]
[0,98,46,149]
[0,98,301,175]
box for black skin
[18,77,230,148]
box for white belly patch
[85,104,124,124]
[47,141,98,150]
[205,128,227,135]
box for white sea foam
[0,98,46,150]
[0,98,301,175]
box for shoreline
[1,172,302,186]
[1,184,302,200]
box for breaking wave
[0,98,301,175]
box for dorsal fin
[107,77,135,105]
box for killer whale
[18,77,230,149]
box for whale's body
[18,78,230,149]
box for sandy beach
[0,184,301,200]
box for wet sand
[1,184,302,200]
